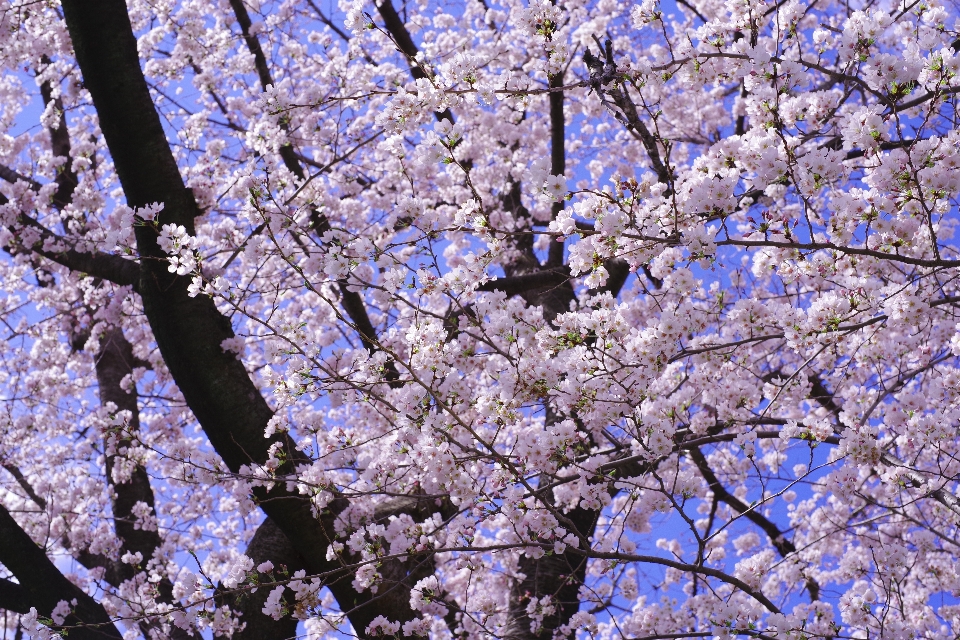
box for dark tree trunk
[58,1,427,635]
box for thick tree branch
[59,1,422,633]
[477,266,571,296]
[0,185,140,289]
[227,0,308,181]
[375,0,454,123]
[546,72,566,269]
[38,62,80,212]
[503,506,598,640]
[2,465,111,577]
[0,578,30,615]
[95,327,163,567]
[808,375,842,418]
[2,465,47,510]
[0,166,40,190]
[0,503,123,638]
[4,463,186,638]
[93,327,197,640]
[214,518,306,640]
[228,0,399,383]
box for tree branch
[584,39,672,188]
[228,0,399,384]
[688,447,820,600]
[571,546,781,613]
[94,327,163,567]
[546,72,566,269]
[38,61,80,211]
[375,0,454,123]
[503,506,598,640]
[0,578,30,615]
[59,1,422,632]
[0,184,140,289]
[476,267,571,296]
[214,518,305,640]
[0,503,123,638]
[227,0,309,181]
[1,465,47,510]
[716,238,960,268]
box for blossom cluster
[0,0,959,637]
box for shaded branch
[0,166,41,190]
[1,465,47,510]
[227,0,398,382]
[38,62,80,211]
[59,1,423,632]
[227,0,307,181]
[808,375,842,417]
[214,518,305,640]
[688,447,820,601]
[0,178,139,289]
[0,578,30,615]
[572,546,781,613]
[715,238,960,268]
[476,266,571,296]
[91,327,195,639]
[375,0,454,123]
[547,71,566,269]
[843,137,922,160]
[503,505,598,640]
[1,465,111,576]
[0,503,123,639]
[584,38,672,187]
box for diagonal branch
[688,447,820,600]
[38,60,81,212]
[584,39,672,187]
[90,326,198,640]
[503,506,599,640]
[2,465,47,510]
[0,503,123,639]
[375,0,454,123]
[228,0,399,383]
[60,1,423,633]
[0,181,140,289]
[3,463,122,585]
[227,0,309,180]
[0,577,30,615]
[214,518,306,640]
[574,546,781,613]
[477,266,571,296]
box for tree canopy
[0,0,959,637]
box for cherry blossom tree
[0,0,959,637]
